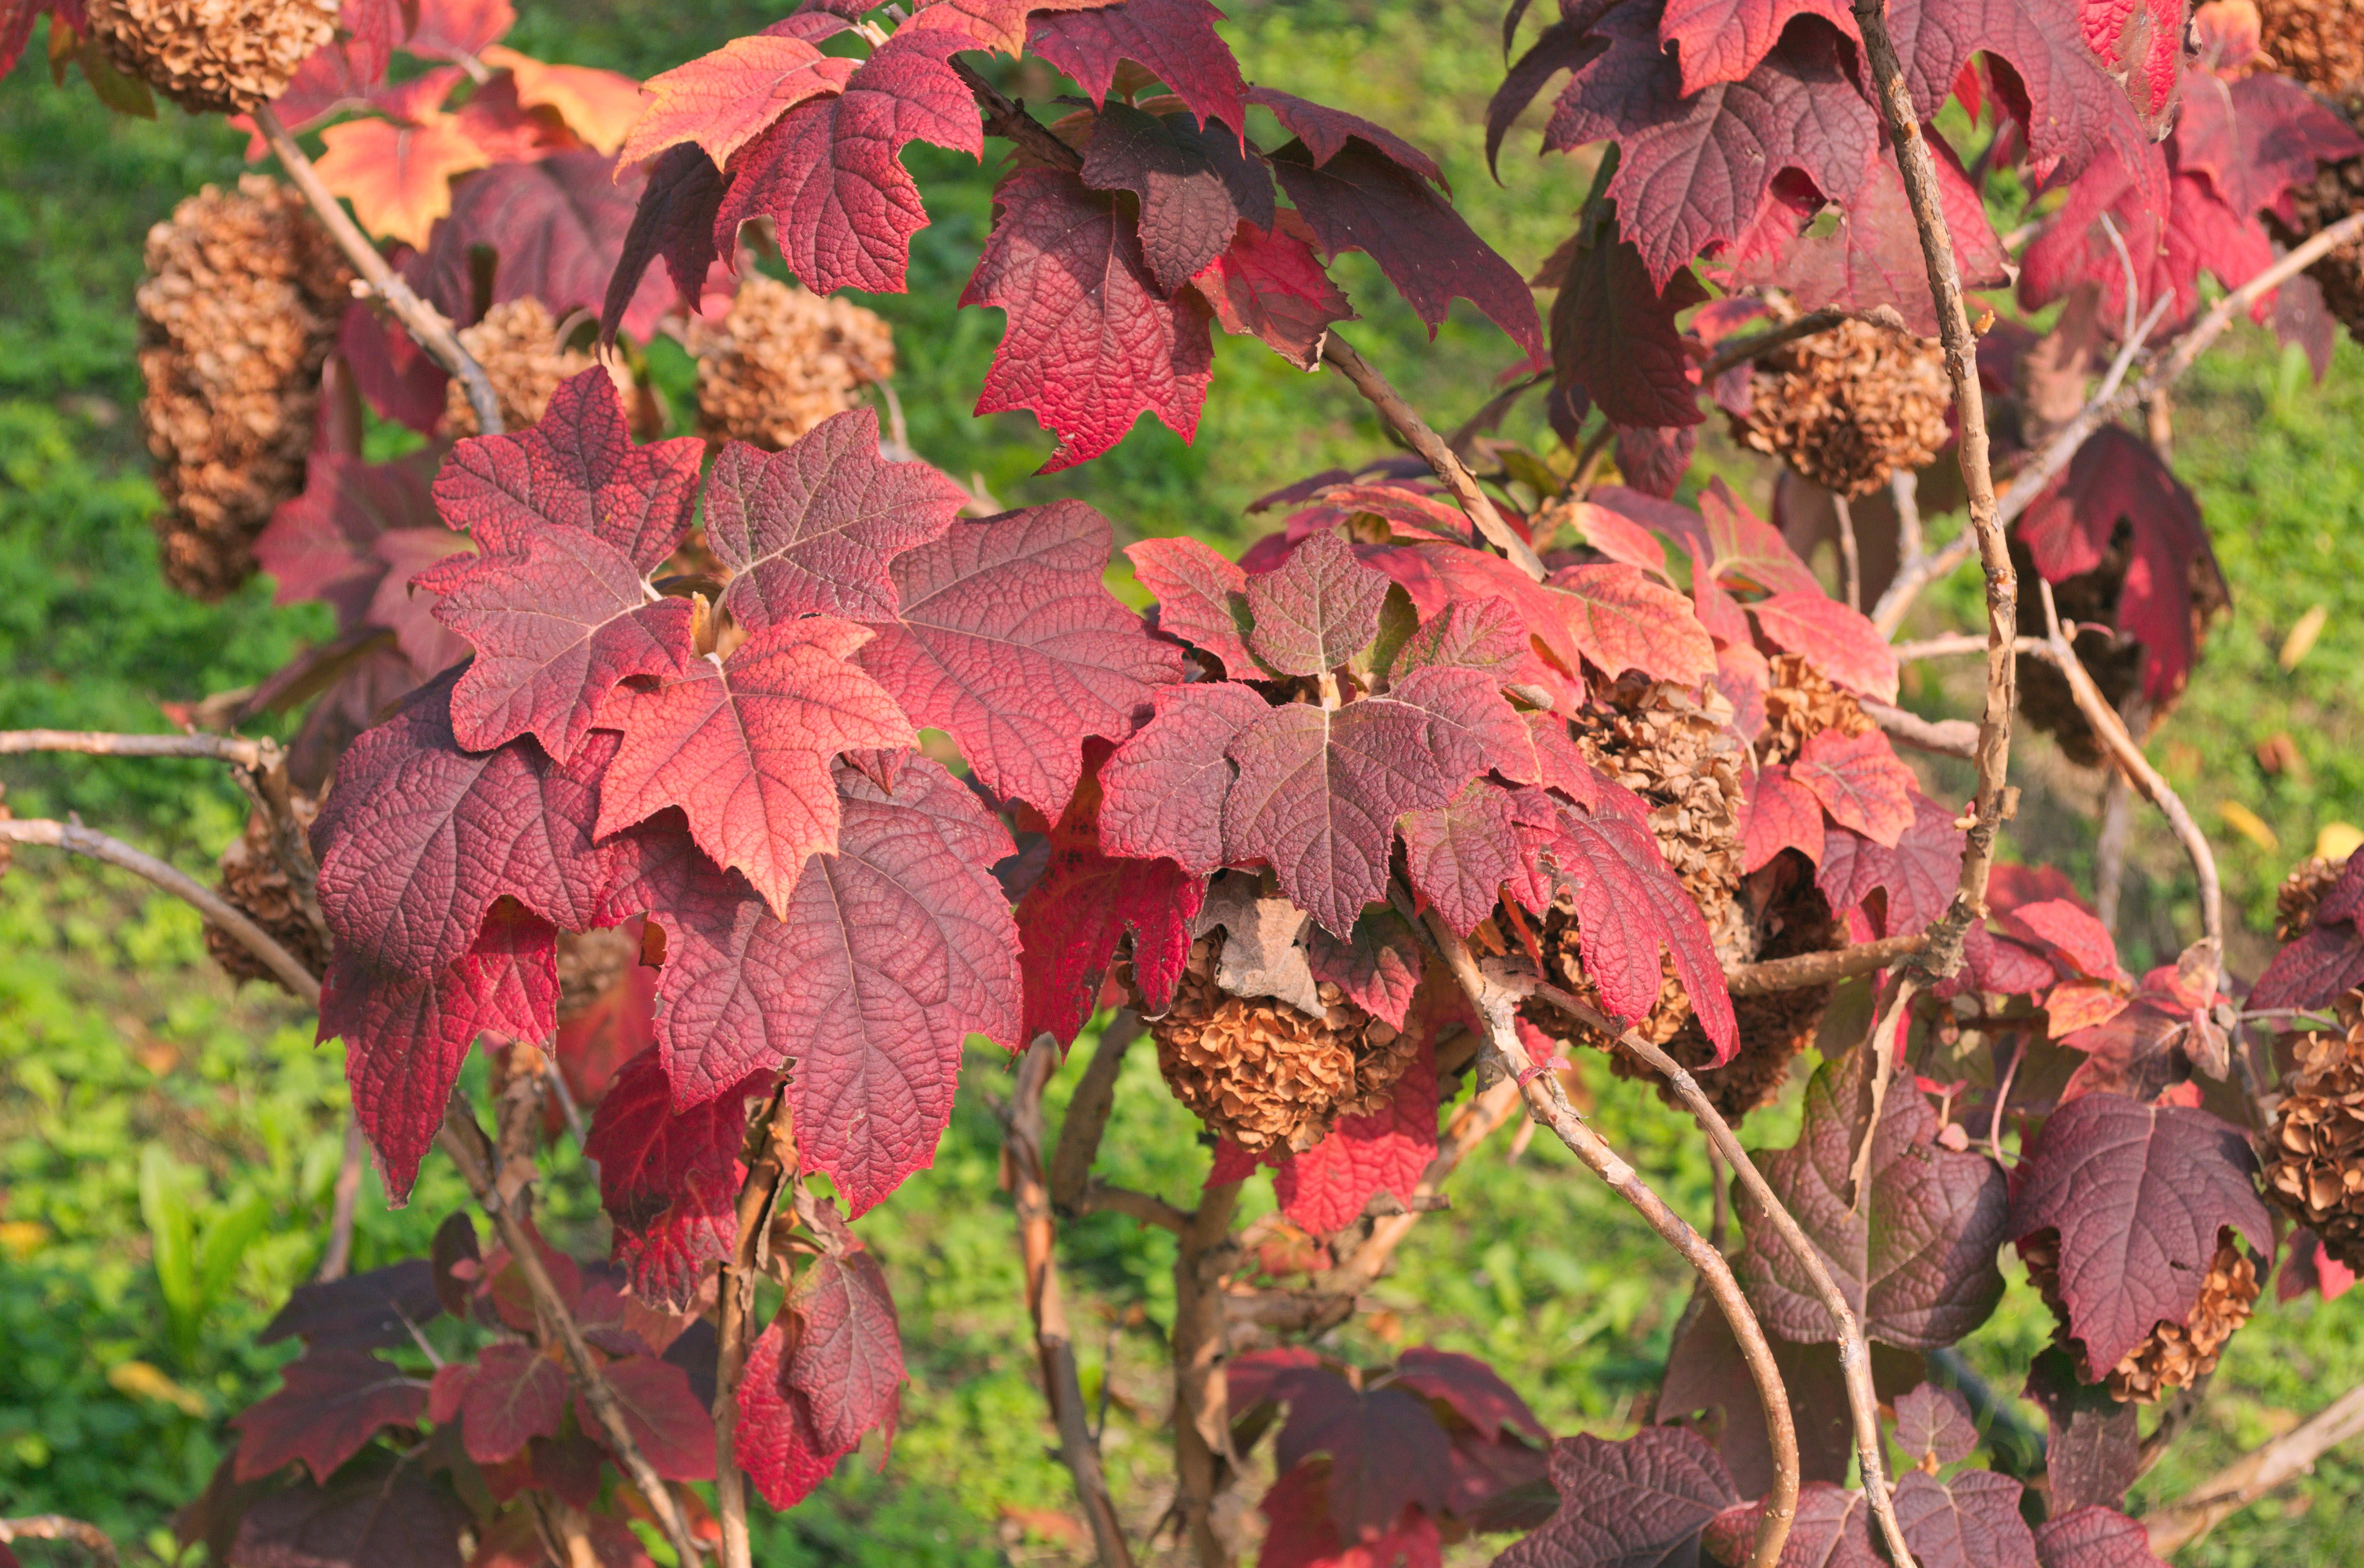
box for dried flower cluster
[2268,88,2364,346]
[2276,854,2350,941]
[206,795,328,990]
[137,175,353,599]
[2022,1228,2260,1402]
[2265,992,2364,1270]
[1732,319,1950,497]
[1150,934,1414,1154]
[444,298,600,437]
[691,276,895,450]
[2257,0,2364,98]
[87,0,339,113]
[556,926,640,1024]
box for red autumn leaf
[601,143,725,341]
[615,33,854,170]
[1816,789,1965,939]
[2174,67,2363,220]
[1655,0,1859,94]
[2080,0,2186,126]
[2033,1505,2169,1568]
[1736,1036,2010,1347]
[1095,680,1274,874]
[407,0,514,61]
[1273,1036,1438,1237]
[321,901,559,1200]
[482,46,644,156]
[583,1048,759,1310]
[581,1354,716,1481]
[456,1343,566,1464]
[1895,1470,2040,1568]
[1792,729,1917,847]
[1245,529,1393,677]
[2016,427,2226,705]
[1015,745,1206,1046]
[2008,1094,2272,1376]
[2005,898,2121,982]
[1029,0,1249,135]
[315,115,491,250]
[704,409,968,628]
[367,530,474,675]
[1894,1383,1980,1468]
[229,1450,470,1568]
[433,367,703,575]
[424,151,674,341]
[1128,533,1258,676]
[1192,212,1357,371]
[2015,138,2178,327]
[1496,1428,1737,1568]
[962,166,1214,472]
[1302,907,1425,1032]
[1742,763,1826,872]
[1548,563,1718,685]
[734,1318,844,1509]
[1258,1461,1445,1568]
[1748,591,1904,704]
[1546,214,1709,430]
[855,499,1184,815]
[603,760,1018,1212]
[257,451,440,629]
[1400,779,1522,940]
[1391,1346,1548,1444]
[232,1351,429,1484]
[1081,104,1274,296]
[1706,1483,1877,1568]
[712,28,982,298]
[595,617,914,915]
[554,932,659,1107]
[1508,788,1738,1059]
[1396,599,1527,678]
[1269,1373,1454,1541]
[734,1249,903,1507]
[312,670,612,976]
[902,0,1103,54]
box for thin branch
[1423,916,1798,1568]
[1050,1012,1144,1212]
[1725,933,1929,996]
[713,1093,791,1568]
[1893,632,2045,661]
[1446,371,1548,456]
[438,1106,704,1565]
[1011,1036,1136,1568]
[1518,973,1910,1563]
[1891,470,1923,563]
[0,1515,118,1567]
[1703,308,1851,381]
[1832,492,1861,612]
[1320,334,1550,581]
[1173,1180,1243,1567]
[0,729,272,766]
[0,819,321,1004]
[1849,0,2013,1011]
[1861,700,1979,760]
[1871,535,1976,639]
[1077,1180,1191,1234]
[252,105,503,434]
[2144,1382,2364,1555]
[951,58,1094,177]
[315,1118,367,1283]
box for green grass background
[2,2,2362,1563]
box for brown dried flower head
[691,275,895,450]
[206,794,328,990]
[444,297,603,436]
[1733,319,1950,497]
[88,0,339,113]
[2265,991,2364,1271]
[2022,1227,2261,1402]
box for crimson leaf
[1393,1345,1548,1442]
[1704,1483,1876,1568]
[734,1249,902,1508]
[583,1048,759,1310]
[704,408,969,628]
[1245,529,1392,677]
[232,1352,429,1484]
[456,1343,566,1463]
[1270,1372,1453,1540]
[1741,763,1826,872]
[1548,212,1710,430]
[1737,1046,2010,1348]
[1258,1461,1443,1568]
[1192,213,1357,371]
[600,143,725,344]
[1816,789,1965,939]
[1657,0,1858,94]
[855,499,1185,815]
[1302,906,1426,1030]
[1127,533,1257,677]
[1403,780,1522,938]
[962,166,1214,472]
[1497,1428,1736,1568]
[1028,0,1249,134]
[1271,1035,1438,1237]
[1746,592,1901,703]
[1081,103,1274,296]
[425,151,672,340]
[1095,680,1274,874]
[616,33,857,171]
[1791,729,1916,846]
[581,1354,716,1481]
[2006,1093,2271,1376]
[1250,85,1447,188]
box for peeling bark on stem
[1012,1036,1135,1568]
[1726,933,1930,995]
[252,105,504,435]
[1173,1180,1241,1567]
[1420,913,1798,1568]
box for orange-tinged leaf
[316,116,491,249]
[904,0,1106,54]
[2044,979,2129,1038]
[616,35,856,171]
[484,45,647,156]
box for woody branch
[714,1092,793,1568]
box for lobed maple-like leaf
[1894,1469,2039,1568]
[256,450,441,628]
[583,1048,759,1310]
[1392,1345,1548,1443]
[1704,1482,1876,1568]
[1396,598,1527,678]
[456,1342,567,1463]
[735,1248,902,1508]
[1737,1046,2010,1349]
[1402,781,1522,938]
[600,143,725,340]
[595,616,914,916]
[616,33,855,171]
[1272,1036,1438,1236]
[1816,790,1964,939]
[1657,0,1858,94]
[231,1351,429,1484]
[1257,1460,1444,1568]
[1192,212,1357,370]
[1549,563,1720,686]
[1741,763,1826,872]
[857,499,1183,814]
[581,1354,715,1481]
[2033,1505,2169,1568]
[712,28,982,298]
[1893,1383,1979,1468]
[962,166,1215,472]
[903,0,1104,54]
[230,1450,470,1568]
[1269,1374,1453,1541]
[1791,729,1916,846]
[604,760,1018,1212]
[1128,534,1257,675]
[1031,0,1249,136]
[705,408,969,628]
[2081,0,2185,125]
[1497,1428,1736,1568]
[2007,1093,2271,1376]
[425,151,673,340]
[1094,680,1273,873]
[1082,104,1275,296]
[2174,67,2364,221]
[1748,592,1901,702]
[1546,213,1709,430]
[259,1263,442,1355]
[1244,530,1391,677]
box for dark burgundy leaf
[962,166,1215,471]
[1549,214,1709,429]
[256,451,439,630]
[1244,528,1391,677]
[1892,1382,1979,1468]
[1082,103,1273,296]
[456,1343,565,1463]
[1095,679,1273,874]
[1250,84,1446,187]
[232,1352,429,1484]
[600,143,724,346]
[1302,905,1425,1031]
[584,1049,757,1310]
[1704,1482,1876,1568]
[425,151,671,340]
[2008,1094,2271,1375]
[1271,1373,1453,1541]
[856,499,1185,814]
[1030,0,1248,134]
[1816,790,1965,939]
[711,28,982,298]
[230,1452,468,1568]
[2033,1504,2169,1568]
[431,1213,479,1321]
[582,1354,717,1481]
[1391,1345,1547,1442]
[1883,0,2139,175]
[1128,533,1257,676]
[2174,67,2363,220]
[1497,1428,1736,1568]
[2024,1347,2140,1514]
[1736,1045,2010,1348]
[259,1262,441,1353]
[1257,1461,1442,1568]
[1893,1469,2039,1568]
[1192,212,1357,370]
[2251,923,2364,1014]
[1612,422,1697,499]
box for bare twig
[0,819,322,1003]
[439,1106,704,1564]
[0,1515,118,1566]
[252,105,503,434]
[1702,308,1851,380]
[1320,334,1550,581]
[1049,1013,1144,1212]
[1518,973,1910,1562]
[1725,933,1929,996]
[1423,917,1797,1568]
[1891,470,1922,562]
[1832,492,1861,612]
[1173,1181,1242,1567]
[1011,1037,1135,1568]
[1076,1180,1191,1234]
[0,729,272,766]
[714,1094,792,1568]
[2144,1382,2364,1555]
[1861,700,1980,759]
[315,1118,367,1283]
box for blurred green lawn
[3,2,2362,1563]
